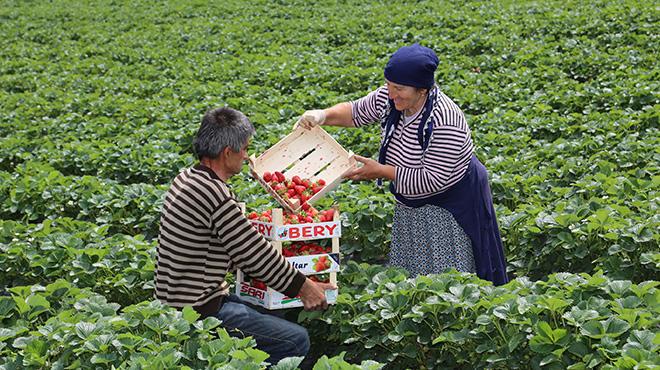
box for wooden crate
[237,207,340,310]
[248,125,357,213]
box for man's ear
[221,146,233,158]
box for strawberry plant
[0,0,658,367]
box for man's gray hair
[193,107,255,160]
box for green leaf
[624,330,657,351]
[75,322,97,339]
[244,347,270,364]
[581,317,631,339]
[0,297,16,318]
[271,356,304,370]
[507,333,525,352]
[91,353,117,364]
[26,294,50,309]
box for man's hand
[295,109,326,130]
[298,278,336,311]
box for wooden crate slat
[284,145,341,178]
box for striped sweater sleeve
[212,200,306,297]
[393,109,474,197]
[351,86,389,127]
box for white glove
[296,109,326,130]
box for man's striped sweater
[155,164,306,316]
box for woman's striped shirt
[351,85,474,199]
[155,164,305,316]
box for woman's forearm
[380,164,396,181]
[323,102,354,127]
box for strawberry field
[1,0,658,368]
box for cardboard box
[248,125,357,213]
[237,281,338,310]
[236,208,341,310]
[237,252,340,309]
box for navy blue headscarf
[379,44,439,168]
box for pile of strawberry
[282,241,330,257]
[247,208,336,224]
[262,172,326,204]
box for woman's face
[386,80,427,113]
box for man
[155,107,335,365]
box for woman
[297,43,508,285]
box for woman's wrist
[380,164,396,181]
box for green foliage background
[0,0,658,368]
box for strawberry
[263,172,272,182]
[251,279,267,290]
[292,175,302,185]
[274,171,285,182]
[247,211,258,219]
[317,179,326,186]
[295,185,306,195]
[287,188,297,198]
[301,202,310,211]
[324,209,335,220]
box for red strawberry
[287,188,297,198]
[324,209,334,220]
[317,179,326,186]
[292,175,302,185]
[263,172,272,182]
[295,185,306,195]
[274,171,285,182]
[252,279,267,290]
[304,216,313,223]
[302,202,310,211]
[247,212,258,219]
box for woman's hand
[295,109,326,130]
[294,103,355,129]
[344,155,395,181]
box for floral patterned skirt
[389,203,476,277]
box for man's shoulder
[172,167,235,205]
